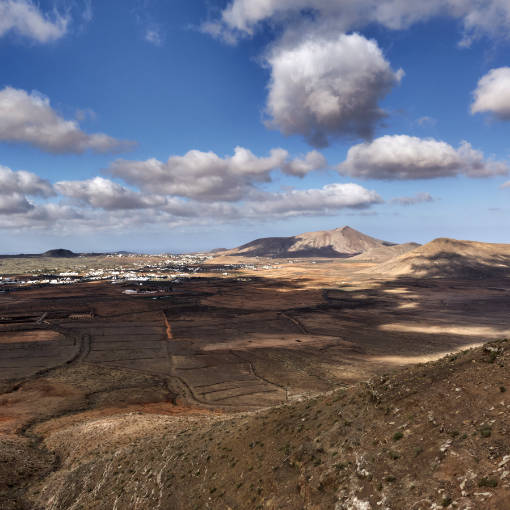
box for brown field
[1,255,510,509]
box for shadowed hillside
[370,238,510,278]
[16,339,510,510]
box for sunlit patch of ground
[0,330,64,343]
[379,323,510,337]
[369,343,483,365]
[397,302,418,309]
[383,287,413,294]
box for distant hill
[371,237,510,278]
[42,249,78,258]
[350,242,421,263]
[220,226,396,258]
[0,249,133,259]
[0,249,78,259]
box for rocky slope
[371,238,510,278]
[15,339,510,510]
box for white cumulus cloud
[338,135,509,180]
[245,183,382,217]
[265,33,403,147]
[471,67,510,120]
[108,146,324,201]
[0,164,54,196]
[55,177,167,211]
[282,151,327,177]
[0,87,136,154]
[0,164,54,214]
[206,0,510,46]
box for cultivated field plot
[59,319,170,373]
[0,328,79,380]
[166,306,360,404]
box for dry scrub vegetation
[14,339,510,510]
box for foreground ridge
[14,339,510,510]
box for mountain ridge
[370,237,510,278]
[219,225,400,258]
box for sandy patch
[369,343,483,365]
[0,330,64,344]
[379,323,510,337]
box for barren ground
[1,256,509,509]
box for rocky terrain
[370,238,510,279]
[4,339,509,510]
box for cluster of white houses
[0,253,285,288]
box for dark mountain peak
[42,249,77,258]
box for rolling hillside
[17,339,510,510]
[371,238,510,278]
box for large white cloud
[265,32,403,146]
[203,1,510,148]
[0,143,386,232]
[471,67,510,120]
[0,181,381,230]
[0,193,34,214]
[55,177,167,211]
[0,87,135,154]
[0,164,54,214]
[0,0,68,43]
[245,183,382,217]
[0,164,54,197]
[108,146,326,201]
[338,135,509,180]
[207,0,510,46]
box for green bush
[393,431,404,441]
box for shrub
[480,425,492,438]
[393,431,404,441]
[414,446,424,457]
[478,477,498,488]
[441,496,452,507]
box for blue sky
[0,0,510,253]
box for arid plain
[1,230,510,509]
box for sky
[1,0,510,253]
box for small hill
[42,249,78,258]
[350,242,421,263]
[372,238,510,278]
[221,226,394,258]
